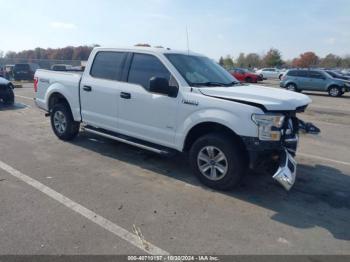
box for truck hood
[199,84,312,111]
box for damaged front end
[244,106,320,191]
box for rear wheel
[189,133,246,190]
[245,77,252,83]
[328,86,341,97]
[51,103,80,141]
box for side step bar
[82,125,176,156]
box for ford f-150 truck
[35,47,312,191]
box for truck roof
[93,46,202,56]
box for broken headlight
[252,114,285,141]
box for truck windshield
[165,54,239,87]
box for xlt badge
[182,99,199,106]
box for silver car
[280,69,350,97]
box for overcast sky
[1,0,349,60]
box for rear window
[15,64,30,70]
[90,52,127,81]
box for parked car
[13,63,40,81]
[325,70,350,81]
[229,68,262,83]
[280,69,349,97]
[0,77,14,105]
[255,68,282,80]
[35,47,313,191]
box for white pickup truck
[35,47,312,191]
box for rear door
[80,51,127,131]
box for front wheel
[245,77,252,83]
[2,86,14,105]
[189,133,246,190]
[51,103,80,141]
[328,86,341,97]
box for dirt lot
[0,82,349,255]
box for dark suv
[280,69,349,97]
[13,63,40,81]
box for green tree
[236,53,246,67]
[219,56,224,66]
[341,56,350,68]
[262,48,283,67]
[222,55,234,69]
[245,53,261,68]
[320,53,342,68]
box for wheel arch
[45,82,81,121]
[183,121,248,159]
[327,84,341,91]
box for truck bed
[35,69,83,121]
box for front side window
[287,70,298,77]
[90,51,127,81]
[128,53,171,90]
[309,71,324,79]
[165,54,238,87]
[297,70,308,78]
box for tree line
[0,45,99,61]
[219,48,350,69]
[1,46,349,69]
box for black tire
[245,77,252,83]
[189,133,246,191]
[286,83,299,92]
[328,86,341,97]
[3,86,14,105]
[50,103,80,141]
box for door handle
[120,92,131,99]
[83,85,92,92]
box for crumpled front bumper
[273,149,297,191]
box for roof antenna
[186,26,190,55]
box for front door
[307,71,327,91]
[117,53,179,147]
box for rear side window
[90,52,126,81]
[128,53,170,90]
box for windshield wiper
[191,81,239,87]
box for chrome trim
[82,127,167,155]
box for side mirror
[149,77,177,97]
